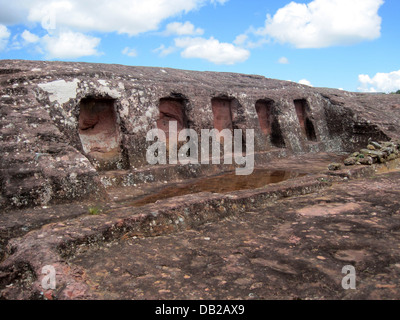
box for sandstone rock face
[1,59,400,211]
[294,99,317,142]
[157,97,187,136]
[78,97,125,170]
[255,99,285,148]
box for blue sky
[0,0,399,92]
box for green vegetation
[391,90,400,94]
[88,206,102,215]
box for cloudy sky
[0,0,399,92]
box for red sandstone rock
[1,60,399,210]
[1,60,400,300]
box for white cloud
[9,34,23,50]
[254,0,384,48]
[174,36,250,65]
[21,30,40,43]
[234,31,269,49]
[0,0,227,36]
[234,34,248,46]
[358,70,400,93]
[278,56,289,64]
[299,79,313,86]
[0,1,30,25]
[164,21,204,36]
[0,0,230,59]
[0,24,10,50]
[122,47,137,57]
[153,44,177,57]
[42,31,101,59]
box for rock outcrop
[1,59,400,211]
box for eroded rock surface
[1,59,400,210]
[1,60,400,300]
[70,170,400,300]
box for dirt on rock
[2,157,399,300]
[66,170,400,300]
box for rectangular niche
[78,97,124,170]
[256,99,285,148]
[157,97,187,137]
[294,99,317,142]
[211,97,234,131]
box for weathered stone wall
[1,60,400,211]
